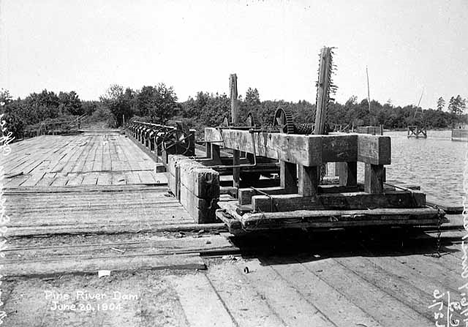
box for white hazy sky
[0,0,467,109]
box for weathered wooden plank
[96,173,112,185]
[204,128,337,166]
[49,172,68,186]
[50,139,82,173]
[109,139,123,171]
[338,256,465,323]
[238,186,291,205]
[4,174,29,188]
[5,234,234,257]
[92,135,104,171]
[238,259,335,327]
[66,172,85,186]
[138,170,157,184]
[300,258,433,326]
[206,262,288,327]
[179,184,217,224]
[167,273,236,327]
[167,154,187,176]
[72,135,96,173]
[239,207,443,230]
[61,137,90,174]
[81,137,99,172]
[7,222,224,237]
[205,128,393,166]
[111,172,127,185]
[20,171,46,187]
[3,253,205,277]
[124,171,141,184]
[364,163,385,194]
[152,172,167,184]
[357,134,391,165]
[101,137,112,171]
[114,139,132,171]
[81,172,99,185]
[120,136,143,171]
[265,257,383,327]
[179,160,219,198]
[298,165,319,196]
[251,191,427,212]
[390,254,463,294]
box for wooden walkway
[1,229,464,327]
[1,131,465,327]
[2,132,166,189]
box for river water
[356,130,466,207]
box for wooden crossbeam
[239,184,362,205]
[204,128,391,166]
[357,134,391,165]
[250,191,426,213]
[239,207,444,230]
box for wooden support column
[211,144,222,164]
[205,142,212,159]
[188,129,196,156]
[298,165,319,197]
[154,136,159,163]
[364,163,385,194]
[280,161,298,193]
[314,47,333,135]
[337,162,357,187]
[230,74,240,189]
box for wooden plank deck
[1,229,464,327]
[2,132,166,188]
[1,131,465,326]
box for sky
[0,0,467,109]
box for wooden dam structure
[1,48,466,326]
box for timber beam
[216,205,446,232]
[250,191,426,213]
[204,128,391,166]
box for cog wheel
[273,108,295,134]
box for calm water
[357,130,466,206]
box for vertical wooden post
[206,142,212,159]
[280,161,298,193]
[230,74,240,189]
[314,48,333,185]
[154,134,159,163]
[298,165,319,197]
[212,144,221,164]
[188,129,196,156]
[337,162,357,187]
[314,47,333,136]
[364,163,385,194]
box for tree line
[0,85,466,140]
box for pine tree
[436,97,445,111]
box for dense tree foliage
[448,95,466,116]
[1,84,466,140]
[180,90,466,133]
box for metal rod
[206,131,258,170]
